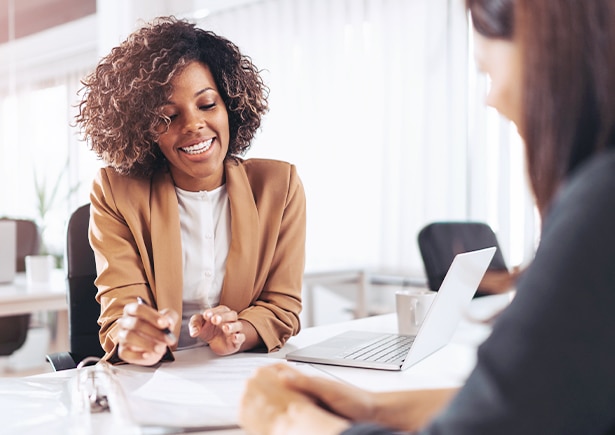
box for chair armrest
[45,352,78,371]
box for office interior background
[0,0,538,300]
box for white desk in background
[1,293,512,435]
[303,269,428,327]
[0,269,67,316]
[0,269,69,351]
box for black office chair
[0,218,41,357]
[46,204,104,370]
[418,221,510,297]
[3,218,42,272]
[0,315,31,356]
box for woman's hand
[241,363,457,434]
[189,305,246,355]
[267,363,376,421]
[117,300,178,366]
[239,363,351,435]
[479,266,523,294]
[283,365,457,431]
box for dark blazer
[343,150,615,435]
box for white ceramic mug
[25,254,54,286]
[395,288,437,335]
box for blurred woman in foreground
[239,0,615,433]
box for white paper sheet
[120,355,328,429]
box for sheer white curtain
[0,14,101,256]
[199,0,537,274]
[0,0,538,274]
[0,68,98,255]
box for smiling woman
[75,16,306,367]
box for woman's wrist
[370,392,393,428]
[272,401,352,435]
[235,319,254,350]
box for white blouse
[175,184,231,348]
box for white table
[0,269,67,316]
[0,269,69,353]
[1,293,512,435]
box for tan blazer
[89,158,306,360]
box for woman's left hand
[189,305,246,355]
[239,363,351,435]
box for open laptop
[0,220,17,283]
[287,246,496,371]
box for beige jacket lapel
[220,160,259,311]
[149,170,183,331]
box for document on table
[115,355,327,430]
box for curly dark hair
[76,16,269,178]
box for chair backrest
[0,314,30,356]
[0,217,40,272]
[0,218,39,356]
[418,221,508,293]
[66,203,105,361]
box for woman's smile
[180,137,214,155]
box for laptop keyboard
[338,334,415,363]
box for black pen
[137,296,177,342]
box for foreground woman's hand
[478,266,523,294]
[239,363,352,435]
[280,363,458,431]
[241,363,458,434]
[117,300,178,366]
